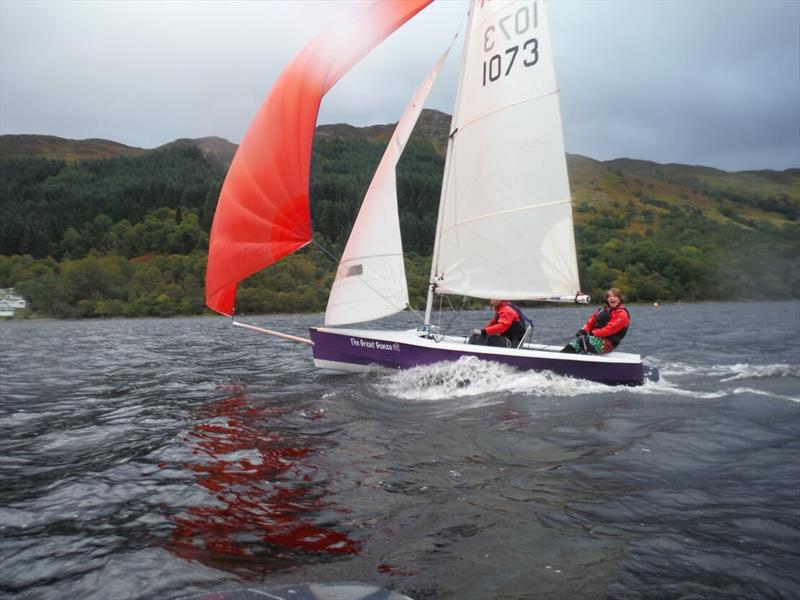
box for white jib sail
[432,0,581,301]
[324,45,453,326]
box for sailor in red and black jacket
[469,299,528,348]
[564,288,630,354]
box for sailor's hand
[576,329,586,337]
[472,329,482,336]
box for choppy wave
[3,307,798,600]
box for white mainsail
[324,45,452,326]
[430,0,581,301]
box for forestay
[430,0,581,301]
[325,46,453,327]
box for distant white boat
[0,288,26,317]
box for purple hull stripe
[309,328,644,386]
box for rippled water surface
[1,302,799,599]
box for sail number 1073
[482,2,539,86]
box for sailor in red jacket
[468,299,528,348]
[562,288,630,354]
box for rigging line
[312,238,413,320]
[437,294,467,339]
[431,295,466,341]
[429,294,459,342]
[405,302,426,324]
[429,294,453,339]
[311,238,340,265]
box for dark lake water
[1,301,799,600]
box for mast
[423,0,476,329]
[422,0,590,317]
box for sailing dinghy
[205,0,648,386]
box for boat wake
[653,360,799,381]
[718,363,799,382]
[376,356,637,401]
[731,387,800,403]
[372,356,800,404]
[631,359,800,402]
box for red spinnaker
[206,0,433,315]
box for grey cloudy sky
[1,0,798,172]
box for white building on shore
[0,288,27,317]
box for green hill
[0,111,797,318]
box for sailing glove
[577,329,587,337]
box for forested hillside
[1,111,798,319]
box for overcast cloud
[1,0,798,171]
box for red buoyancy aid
[585,305,630,348]
[485,301,528,343]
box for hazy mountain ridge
[0,134,146,161]
[2,109,798,230]
[3,108,796,177]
